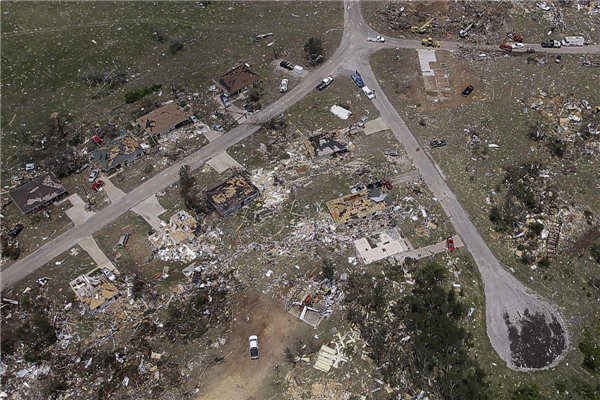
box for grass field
[371,46,600,398]
[1,1,344,173]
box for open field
[371,46,600,397]
[1,1,344,174]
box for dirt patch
[564,226,600,257]
[192,291,313,400]
[504,309,567,370]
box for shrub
[511,385,548,400]
[125,84,162,104]
[591,242,600,264]
[322,259,334,280]
[538,257,551,268]
[168,37,184,54]
[547,139,566,157]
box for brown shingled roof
[9,172,67,214]
[136,103,188,135]
[213,63,261,95]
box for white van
[562,36,585,47]
[117,233,130,248]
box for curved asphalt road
[3,0,597,370]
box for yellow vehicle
[422,37,440,47]
[596,106,600,113]
[411,18,435,34]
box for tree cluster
[345,262,492,400]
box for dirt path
[193,292,311,400]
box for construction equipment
[411,18,435,34]
[459,23,474,38]
[422,37,440,47]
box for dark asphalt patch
[504,309,567,369]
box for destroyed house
[206,174,259,217]
[213,63,261,96]
[148,210,201,262]
[91,135,145,172]
[9,172,67,214]
[136,103,188,136]
[326,188,393,227]
[304,131,349,161]
[69,268,120,314]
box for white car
[249,335,259,360]
[511,42,525,49]
[88,169,99,182]
[351,185,367,194]
[362,86,376,100]
[279,78,289,93]
[189,115,198,123]
[582,100,591,110]
[316,77,334,91]
[536,2,551,11]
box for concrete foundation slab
[64,194,95,226]
[363,117,388,135]
[79,236,116,272]
[131,194,166,230]
[206,152,242,173]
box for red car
[92,136,103,145]
[381,178,393,190]
[499,44,513,52]
[447,236,455,252]
[91,180,104,192]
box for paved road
[3,0,590,370]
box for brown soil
[564,226,600,257]
[192,290,313,400]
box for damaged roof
[9,172,67,214]
[91,135,145,171]
[206,174,259,217]
[213,63,261,95]
[326,189,393,226]
[136,103,188,135]
[304,131,349,161]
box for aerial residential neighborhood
[1,1,599,399]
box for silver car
[279,78,289,93]
[88,169,99,182]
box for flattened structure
[326,189,393,227]
[304,131,349,162]
[206,174,259,217]
[136,103,188,135]
[9,172,67,214]
[91,135,145,172]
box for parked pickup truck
[541,40,561,48]
[367,33,385,43]
[350,71,364,88]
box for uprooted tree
[179,165,210,216]
[304,37,324,65]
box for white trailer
[562,36,585,46]
[367,33,385,43]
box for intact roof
[9,172,67,214]
[304,131,348,159]
[206,174,259,214]
[326,189,393,225]
[91,135,144,171]
[136,103,188,135]
[213,63,261,95]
